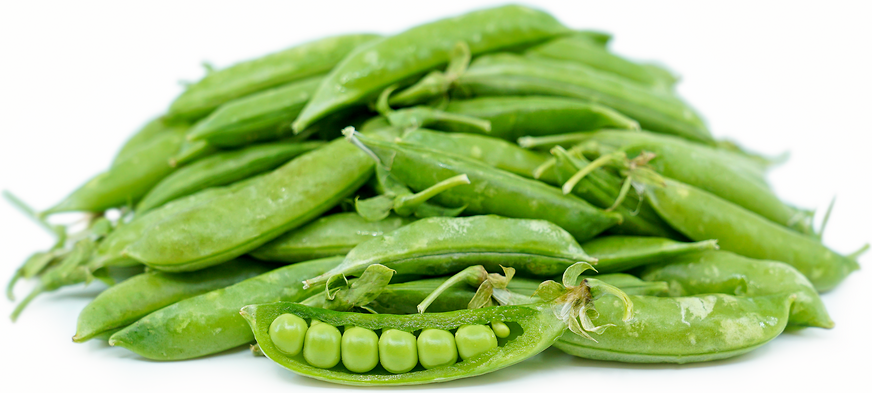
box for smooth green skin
[455,325,498,360]
[342,327,380,373]
[241,302,565,385]
[640,250,834,328]
[108,256,341,360]
[171,139,219,167]
[580,236,720,274]
[354,134,621,242]
[304,323,342,368]
[455,54,713,144]
[306,215,596,288]
[436,96,639,141]
[554,293,794,363]
[572,30,612,47]
[417,329,458,369]
[645,178,858,292]
[74,259,271,343]
[45,125,191,214]
[168,34,380,122]
[491,322,511,338]
[293,5,570,131]
[379,329,419,373]
[250,212,414,263]
[127,129,398,273]
[137,141,324,212]
[186,77,324,147]
[270,313,308,356]
[526,35,677,89]
[112,117,173,166]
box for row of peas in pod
[5,4,866,386]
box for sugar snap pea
[74,258,272,343]
[112,117,173,166]
[639,250,834,328]
[580,236,719,273]
[108,256,342,360]
[292,5,570,131]
[167,34,380,122]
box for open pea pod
[241,302,564,386]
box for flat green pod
[112,117,174,166]
[580,236,719,273]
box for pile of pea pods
[5,4,866,386]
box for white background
[1,1,870,392]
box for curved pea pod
[186,77,323,147]
[73,258,272,343]
[240,302,565,385]
[44,124,191,214]
[345,131,621,242]
[292,5,570,131]
[640,250,834,328]
[167,33,380,122]
[112,117,174,166]
[136,141,324,213]
[432,96,639,141]
[107,256,342,360]
[553,293,795,363]
[126,129,399,273]
[643,177,858,292]
[250,213,414,263]
[580,236,719,273]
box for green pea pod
[167,34,380,122]
[186,77,324,147]
[112,117,174,166]
[292,5,570,131]
[126,128,399,273]
[240,302,565,385]
[74,258,273,343]
[355,166,469,221]
[345,130,621,242]
[137,141,324,213]
[581,236,719,273]
[574,30,613,47]
[108,256,342,360]
[643,177,858,292]
[44,124,191,214]
[304,215,596,289]
[553,293,795,363]
[432,96,639,141]
[250,213,414,263]
[170,139,219,167]
[639,250,833,328]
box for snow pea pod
[346,131,621,242]
[136,141,324,213]
[126,128,399,273]
[108,256,342,360]
[73,258,272,343]
[250,213,414,263]
[581,236,719,273]
[639,250,833,328]
[167,34,380,122]
[643,177,858,292]
[292,5,570,131]
[112,117,174,166]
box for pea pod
[345,130,621,242]
[136,141,324,212]
[355,167,469,221]
[126,128,399,273]
[108,256,343,360]
[292,5,570,131]
[639,250,833,328]
[112,117,173,166]
[581,236,719,273]
[167,34,380,122]
[73,258,272,343]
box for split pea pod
[250,213,414,263]
[639,250,833,328]
[73,258,272,343]
[107,256,342,360]
[136,141,324,213]
[580,236,719,273]
[167,34,380,122]
[292,5,571,131]
[126,128,399,273]
[345,131,621,242]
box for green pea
[341,327,379,373]
[491,321,511,339]
[378,329,418,373]
[303,322,341,369]
[416,329,457,369]
[455,325,497,360]
[269,314,308,356]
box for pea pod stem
[3,190,62,236]
[417,265,488,313]
[393,174,470,215]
